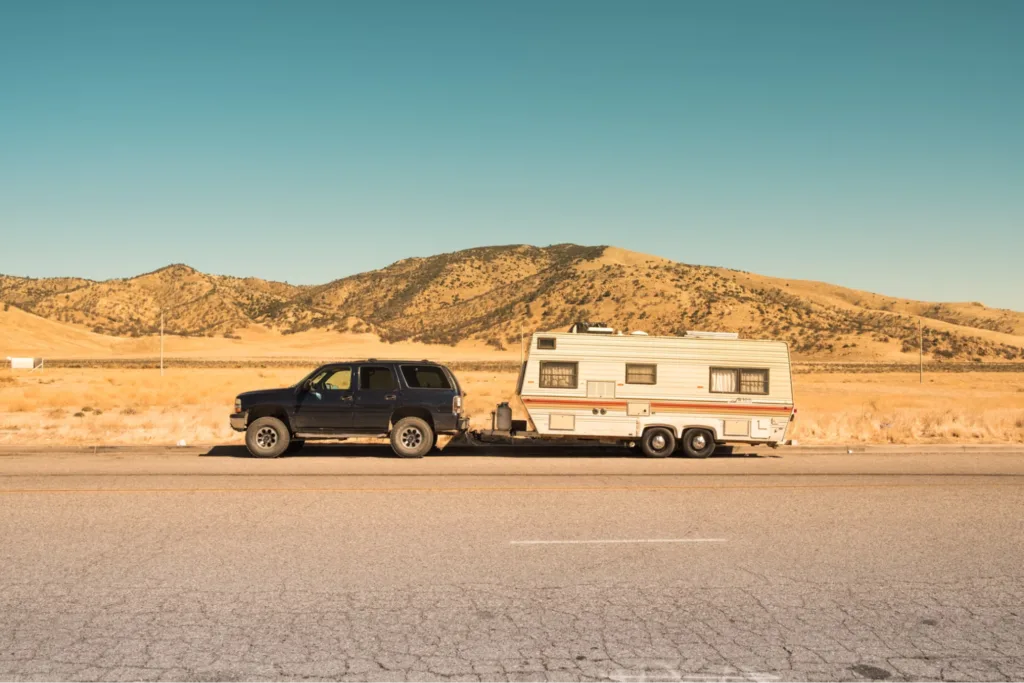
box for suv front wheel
[390,417,434,458]
[245,416,291,458]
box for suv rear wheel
[245,416,291,458]
[391,417,434,458]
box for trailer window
[625,363,657,385]
[539,361,578,389]
[740,369,769,394]
[710,367,769,395]
[537,337,556,350]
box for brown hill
[2,245,1023,362]
[1,265,303,337]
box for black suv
[230,360,468,458]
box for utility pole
[919,318,923,384]
[520,322,524,365]
[160,310,165,377]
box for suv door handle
[385,394,397,401]
[340,395,353,402]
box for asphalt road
[0,446,1022,682]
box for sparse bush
[81,406,93,412]
[73,412,85,418]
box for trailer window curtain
[710,368,738,393]
[739,369,769,395]
[625,364,657,385]
[539,361,578,389]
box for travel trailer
[489,323,796,457]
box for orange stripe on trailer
[651,402,793,413]
[521,397,793,413]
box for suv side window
[359,366,397,391]
[400,365,452,389]
[308,367,352,391]
[321,367,352,391]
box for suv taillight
[453,395,462,415]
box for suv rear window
[400,365,452,389]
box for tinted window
[401,365,452,389]
[537,338,556,350]
[360,366,396,391]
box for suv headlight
[234,398,242,413]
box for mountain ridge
[2,244,1023,362]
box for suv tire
[391,417,434,458]
[641,427,675,458]
[681,428,716,458]
[245,416,291,458]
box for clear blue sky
[2,0,1022,309]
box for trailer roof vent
[567,322,615,334]
[683,330,739,340]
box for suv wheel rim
[651,433,666,450]
[692,433,707,450]
[400,426,423,450]
[255,426,278,450]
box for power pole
[520,322,524,366]
[160,310,165,377]
[919,318,923,384]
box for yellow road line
[0,482,1019,495]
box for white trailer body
[516,331,795,450]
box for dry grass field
[1,366,1022,446]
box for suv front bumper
[229,412,247,432]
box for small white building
[516,327,795,457]
[7,357,43,370]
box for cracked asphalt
[0,446,1022,681]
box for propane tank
[495,402,513,432]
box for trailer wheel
[682,428,716,458]
[641,427,676,458]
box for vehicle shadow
[201,443,778,459]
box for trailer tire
[245,417,291,458]
[682,428,716,458]
[641,427,676,458]
[391,417,433,458]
